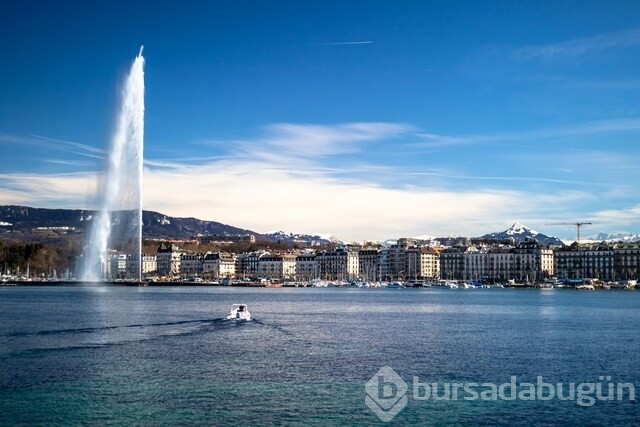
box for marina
[2,276,637,290]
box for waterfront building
[442,240,553,283]
[143,236,635,284]
[156,244,182,276]
[257,253,297,280]
[203,252,236,279]
[555,242,614,281]
[405,246,440,280]
[439,246,466,280]
[358,249,379,281]
[388,241,408,279]
[316,247,359,281]
[295,253,318,280]
[486,246,515,282]
[464,245,489,281]
[513,239,554,282]
[180,252,203,275]
[613,242,640,281]
[109,253,127,279]
[377,248,391,281]
[142,254,157,275]
[126,253,157,277]
[235,250,268,278]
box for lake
[0,286,638,425]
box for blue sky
[1,1,640,241]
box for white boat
[227,304,251,320]
[576,284,595,291]
[386,282,405,288]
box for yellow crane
[545,222,592,243]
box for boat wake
[0,318,254,356]
[4,318,224,338]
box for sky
[1,0,640,242]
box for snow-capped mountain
[377,239,398,247]
[586,232,640,243]
[264,231,335,246]
[481,223,563,246]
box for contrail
[310,40,373,46]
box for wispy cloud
[415,118,640,148]
[591,205,640,228]
[253,122,412,157]
[511,27,640,63]
[1,122,637,241]
[44,159,94,167]
[0,133,105,159]
[0,172,97,207]
[31,134,105,155]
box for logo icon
[365,366,408,422]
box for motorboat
[576,284,595,291]
[386,282,405,288]
[227,304,251,320]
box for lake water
[1,286,638,425]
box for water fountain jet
[81,48,145,282]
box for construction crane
[545,222,592,243]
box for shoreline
[0,280,269,287]
[0,280,635,290]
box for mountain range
[584,232,640,243]
[2,205,638,246]
[0,205,333,246]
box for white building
[441,240,553,282]
[156,245,182,276]
[406,247,440,280]
[126,253,157,278]
[203,252,236,279]
[258,254,297,280]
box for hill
[0,205,260,243]
[0,205,335,246]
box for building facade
[295,253,318,280]
[440,247,466,280]
[555,243,614,281]
[258,254,297,279]
[126,253,157,278]
[202,252,236,279]
[316,248,359,281]
[156,245,182,276]
[614,243,640,281]
[180,253,203,275]
[358,249,379,281]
